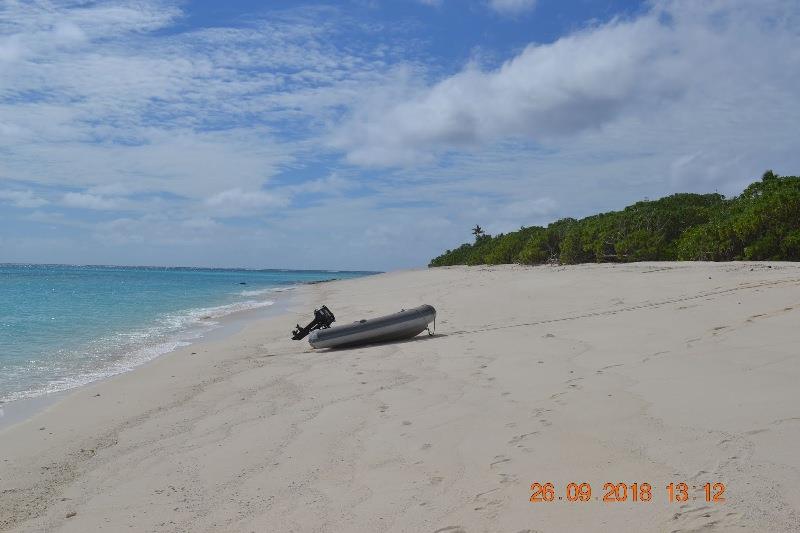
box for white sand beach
[2,262,800,532]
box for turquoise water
[0,265,374,404]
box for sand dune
[2,262,800,532]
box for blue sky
[1,0,799,270]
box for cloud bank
[334,0,800,175]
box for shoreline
[0,285,299,432]
[2,263,800,532]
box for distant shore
[2,263,800,532]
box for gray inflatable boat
[309,304,436,349]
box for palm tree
[472,224,485,240]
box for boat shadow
[316,332,448,352]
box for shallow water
[0,264,374,404]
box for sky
[1,0,799,271]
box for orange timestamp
[529,482,726,503]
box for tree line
[429,171,800,267]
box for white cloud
[181,217,218,230]
[0,1,177,65]
[206,188,289,216]
[282,173,356,195]
[333,12,670,165]
[62,192,121,210]
[91,214,225,247]
[0,189,48,208]
[488,0,537,15]
[24,210,73,226]
[333,0,800,171]
[0,1,397,202]
[506,196,558,219]
[87,183,138,197]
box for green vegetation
[429,171,800,267]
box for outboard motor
[291,305,336,340]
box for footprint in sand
[773,416,800,425]
[642,351,670,363]
[477,498,503,519]
[549,392,568,406]
[670,504,734,530]
[490,455,510,469]
[498,472,518,484]
[508,432,538,445]
[566,377,583,389]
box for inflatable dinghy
[308,304,436,349]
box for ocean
[0,264,374,405]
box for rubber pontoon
[308,304,436,349]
